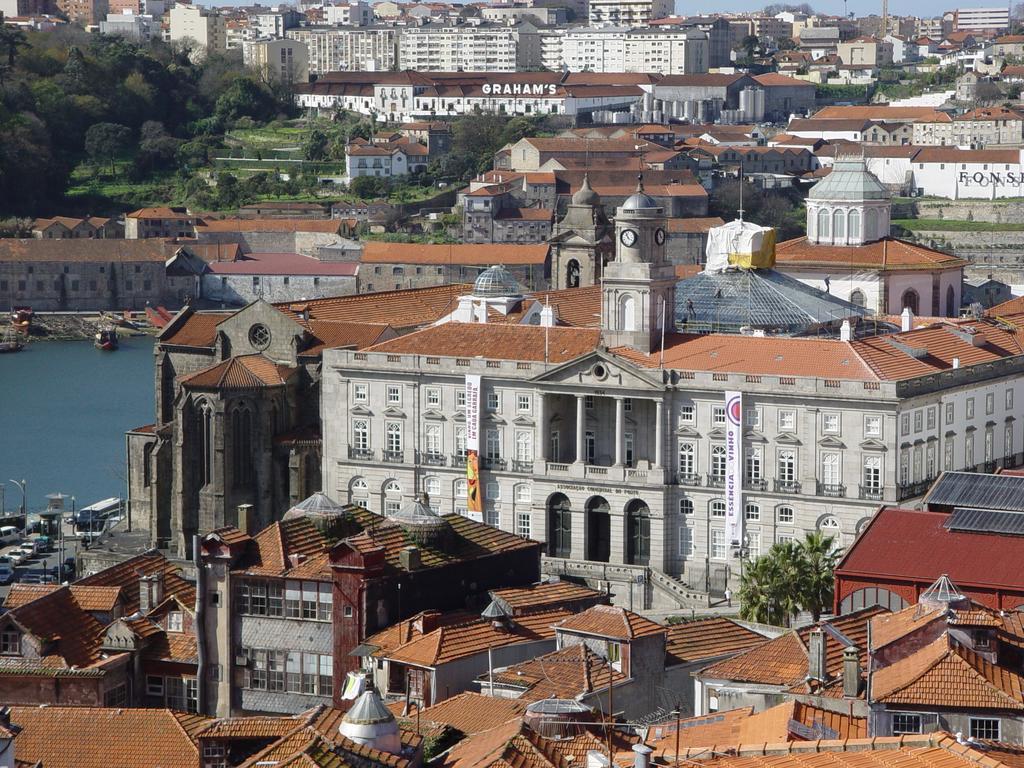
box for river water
[0,336,155,515]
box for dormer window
[168,612,183,633]
[974,630,992,649]
[1,629,20,655]
[607,641,622,671]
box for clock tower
[602,177,676,353]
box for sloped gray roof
[808,157,889,201]
[344,689,396,725]
[674,267,870,334]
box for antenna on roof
[737,162,745,222]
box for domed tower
[549,174,612,290]
[806,156,891,246]
[339,688,402,755]
[282,492,353,541]
[601,176,676,353]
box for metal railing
[382,450,404,464]
[348,447,374,460]
[675,472,701,486]
[859,485,884,501]
[745,477,767,491]
[774,479,801,494]
[706,474,725,488]
[816,482,846,498]
[420,452,447,466]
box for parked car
[0,557,14,585]
[0,526,21,546]
[17,541,37,559]
[8,550,26,567]
[33,536,52,553]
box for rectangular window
[914,411,923,433]
[946,402,955,424]
[387,385,401,405]
[425,424,442,455]
[777,506,794,524]
[585,395,594,409]
[1007,389,1014,410]
[745,502,760,521]
[385,422,402,453]
[353,383,368,403]
[426,387,440,407]
[746,446,763,480]
[777,449,796,483]
[966,433,976,467]
[892,714,922,735]
[778,410,796,432]
[486,429,502,460]
[901,413,910,435]
[516,508,531,538]
[926,407,937,430]
[517,393,531,412]
[970,718,1000,741]
[711,529,726,560]
[0,630,20,655]
[986,392,995,415]
[679,525,693,556]
[456,390,466,409]
[486,390,500,412]
[744,407,761,429]
[168,612,183,632]
[864,415,882,438]
[713,406,726,426]
[679,403,695,423]
[822,413,840,434]
[352,420,369,451]
[967,397,975,419]
[146,675,164,696]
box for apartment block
[397,22,542,72]
[169,3,227,54]
[286,26,399,73]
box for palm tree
[738,555,784,626]
[798,531,841,622]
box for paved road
[0,520,82,603]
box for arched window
[548,494,572,558]
[625,499,651,566]
[865,208,878,241]
[566,259,580,289]
[383,479,401,516]
[679,498,693,515]
[424,476,441,497]
[454,478,467,498]
[833,209,846,242]
[196,400,214,489]
[946,285,956,317]
[901,289,919,314]
[817,208,831,241]
[776,505,795,524]
[350,477,368,506]
[618,294,636,332]
[231,406,254,488]
[848,209,861,241]
[849,288,866,307]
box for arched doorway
[566,259,580,288]
[625,499,651,566]
[901,288,919,314]
[586,496,611,562]
[946,285,956,317]
[548,493,572,558]
[849,288,866,307]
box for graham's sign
[957,170,1024,187]
[482,83,558,96]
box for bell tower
[549,174,612,290]
[602,176,676,353]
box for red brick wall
[836,574,1024,613]
[0,675,105,706]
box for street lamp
[8,479,26,519]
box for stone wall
[892,199,1024,224]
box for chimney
[400,545,421,571]
[539,303,557,327]
[139,572,165,614]
[840,319,852,342]
[414,609,441,635]
[842,645,861,698]
[952,357,960,369]
[901,306,914,332]
[586,752,611,768]
[236,503,254,534]
[807,628,827,682]
[632,744,653,768]
[288,553,307,568]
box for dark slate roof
[945,507,1024,535]
[924,471,1024,512]
[674,267,870,334]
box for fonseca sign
[957,170,1024,187]
[482,83,558,96]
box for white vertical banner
[465,374,481,451]
[465,374,483,522]
[724,391,744,547]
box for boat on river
[0,326,24,353]
[94,327,119,351]
[11,307,32,333]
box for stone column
[614,397,625,467]
[654,399,664,469]
[537,392,547,461]
[575,395,585,464]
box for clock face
[620,229,638,247]
[655,228,666,245]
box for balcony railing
[675,472,701,486]
[382,450,404,464]
[451,454,467,468]
[512,460,532,473]
[420,452,447,466]
[348,447,374,460]
[745,477,767,491]
[706,474,725,488]
[816,482,846,498]
[859,484,884,501]
[482,457,506,471]
[774,479,801,494]
[896,479,931,501]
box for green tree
[0,25,28,67]
[214,76,282,125]
[738,533,839,627]
[350,174,389,199]
[84,121,132,175]
[302,127,330,161]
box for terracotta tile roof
[391,693,526,736]
[180,354,298,390]
[68,585,123,612]
[160,311,231,347]
[207,253,358,277]
[485,643,627,701]
[0,239,170,263]
[198,713,316,740]
[195,218,343,234]
[667,216,725,234]
[3,584,58,609]
[872,635,1024,709]
[364,323,601,363]
[76,550,195,614]
[205,525,254,548]
[361,243,549,266]
[753,73,815,87]
[364,610,479,658]
[127,206,190,219]
[701,607,885,687]
[613,334,879,382]
[554,604,665,641]
[174,240,243,263]
[913,147,1021,164]
[664,617,768,665]
[8,706,210,768]
[526,285,602,328]
[237,516,336,579]
[814,105,947,120]
[775,236,966,271]
[489,580,606,616]
[955,106,1024,121]
[870,604,949,650]
[494,208,553,222]
[382,608,569,667]
[276,284,467,329]
[302,320,395,356]
[143,629,199,664]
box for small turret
[339,688,402,755]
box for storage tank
[754,88,766,121]
[652,110,663,123]
[739,87,753,121]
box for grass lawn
[65,165,182,211]
[892,218,1024,232]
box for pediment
[533,351,663,391]
[707,427,726,440]
[776,432,802,446]
[423,409,446,421]
[382,407,406,418]
[485,413,506,425]
[817,436,846,449]
[744,430,768,443]
[859,438,888,451]
[676,426,701,438]
[512,415,535,426]
[452,411,466,423]
[350,405,373,417]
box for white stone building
[285,27,399,74]
[910,147,1024,199]
[318,181,1020,609]
[243,38,309,84]
[169,3,226,54]
[397,22,542,72]
[560,26,709,75]
[588,0,672,27]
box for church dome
[571,174,601,207]
[282,492,351,539]
[809,157,889,201]
[473,265,523,298]
[619,176,660,213]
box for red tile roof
[489,580,606,616]
[484,642,627,701]
[554,604,665,640]
[276,283,466,329]
[0,239,170,263]
[180,354,298,390]
[390,692,526,736]
[775,236,966,271]
[195,218,343,234]
[664,617,768,665]
[837,506,1024,592]
[207,253,358,276]
[361,242,549,265]
[76,550,195,614]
